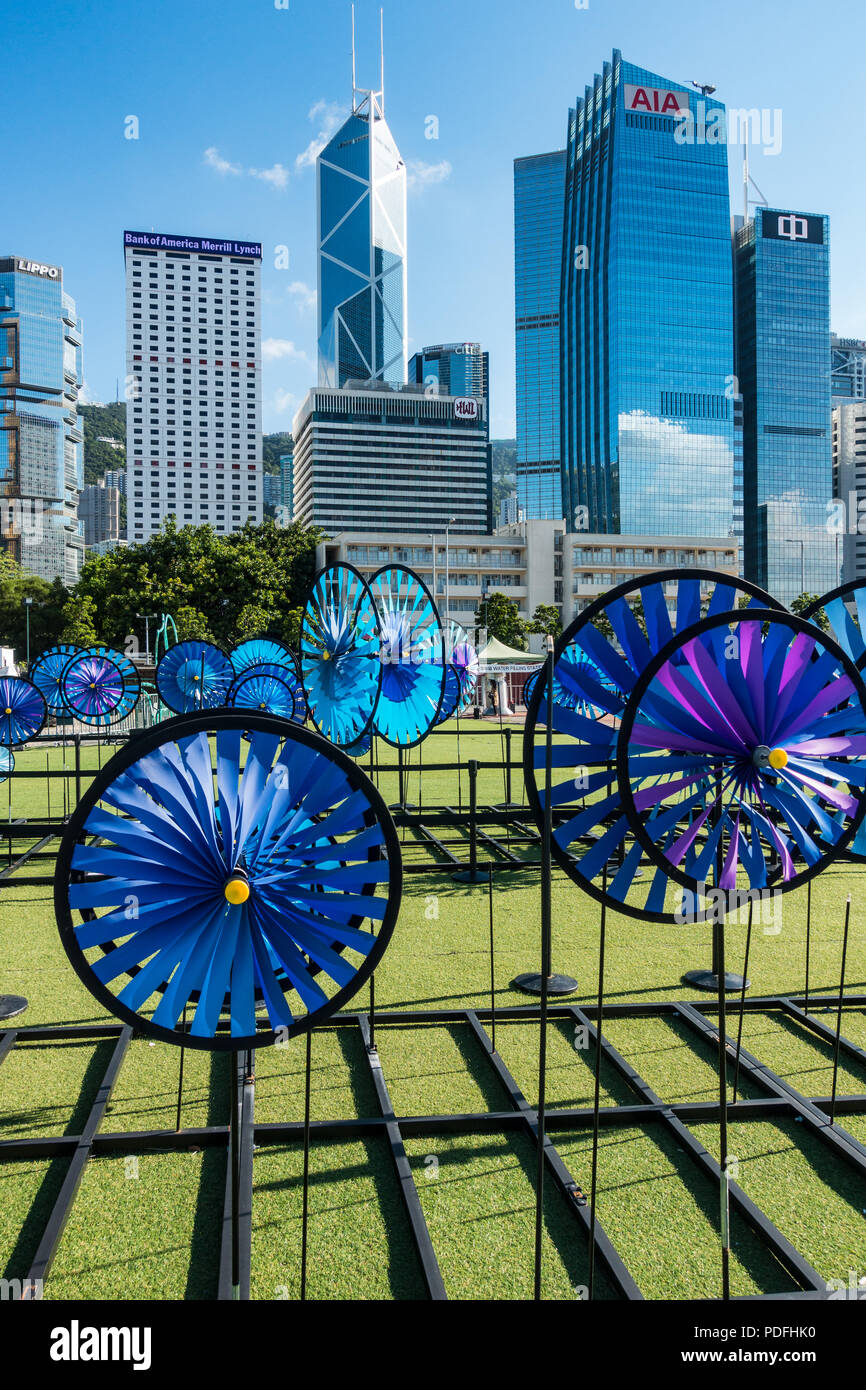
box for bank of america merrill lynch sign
[123,231,262,260]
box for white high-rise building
[833,401,866,583]
[123,230,263,542]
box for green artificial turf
[1,726,866,1299]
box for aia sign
[624,84,688,115]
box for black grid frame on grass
[1,994,866,1301]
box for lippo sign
[123,231,262,260]
[623,84,689,115]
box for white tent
[476,638,540,715]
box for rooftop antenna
[351,4,357,107]
[743,142,769,220]
[691,79,716,96]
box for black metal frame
[3,991,866,1301]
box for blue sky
[3,0,863,436]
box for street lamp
[23,596,33,669]
[785,538,805,597]
[136,612,156,663]
[444,515,457,629]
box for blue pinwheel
[29,644,83,715]
[55,711,401,1050]
[0,748,13,782]
[617,610,866,898]
[230,637,294,676]
[229,667,296,720]
[0,677,46,746]
[157,641,234,714]
[369,566,445,748]
[301,565,381,746]
[802,581,866,857]
[443,621,479,715]
[60,648,140,728]
[523,569,784,922]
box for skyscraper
[831,335,866,406]
[409,343,489,400]
[514,151,566,521]
[0,255,84,583]
[317,42,407,389]
[560,52,736,538]
[735,209,835,603]
[123,230,263,542]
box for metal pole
[488,866,496,1053]
[829,896,851,1126]
[588,872,607,1299]
[231,1058,240,1300]
[533,636,555,1301]
[804,879,812,1014]
[300,1028,313,1300]
[732,899,753,1103]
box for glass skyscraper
[735,208,835,604]
[0,256,84,583]
[409,343,489,400]
[317,81,407,389]
[560,52,735,538]
[514,151,566,520]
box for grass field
[1,725,866,1301]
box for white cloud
[262,338,309,363]
[406,159,452,192]
[204,147,288,191]
[287,280,316,312]
[273,388,298,415]
[296,100,347,170]
[204,146,242,176]
[249,163,290,191]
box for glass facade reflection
[409,343,489,400]
[0,258,84,583]
[514,151,566,520]
[317,86,407,389]
[735,209,835,604]
[560,51,735,538]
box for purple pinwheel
[61,647,141,727]
[617,610,866,898]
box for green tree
[527,603,563,639]
[70,516,325,652]
[60,592,98,646]
[790,593,829,632]
[476,590,527,650]
[0,558,68,664]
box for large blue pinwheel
[523,569,784,922]
[54,711,401,1050]
[60,648,140,728]
[228,666,296,721]
[29,644,83,716]
[0,677,46,746]
[230,637,294,676]
[802,581,866,857]
[369,566,445,748]
[157,641,234,714]
[301,565,381,747]
[617,610,866,898]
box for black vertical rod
[732,898,754,1103]
[300,1028,313,1300]
[455,706,463,815]
[46,754,51,821]
[74,734,81,807]
[588,869,607,1300]
[231,1057,240,1300]
[397,745,405,810]
[467,760,479,878]
[504,726,512,807]
[368,970,376,1052]
[533,637,555,1302]
[175,1003,187,1132]
[712,765,730,1301]
[804,879,812,1014]
[488,865,496,1053]
[829,896,851,1126]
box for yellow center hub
[224,876,250,905]
[768,748,788,770]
